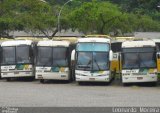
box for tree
[68,1,134,35]
[67,0,160,35]
[0,0,22,37]
[0,0,57,38]
[0,0,160,37]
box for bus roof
[15,37,49,42]
[122,40,156,48]
[53,37,78,43]
[37,40,70,47]
[86,34,110,38]
[77,38,110,43]
[1,40,32,46]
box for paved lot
[0,79,159,107]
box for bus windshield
[93,52,109,70]
[37,47,52,66]
[52,47,68,67]
[37,47,69,67]
[76,52,92,71]
[2,47,15,65]
[139,52,156,68]
[122,53,139,69]
[16,46,31,64]
[76,52,109,71]
[122,52,156,69]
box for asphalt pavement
[0,79,159,107]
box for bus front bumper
[75,70,112,82]
[1,71,33,78]
[122,75,157,83]
[76,75,111,82]
[35,72,69,80]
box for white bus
[0,40,35,81]
[35,40,72,83]
[121,40,157,85]
[152,38,160,79]
[72,38,113,84]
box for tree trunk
[51,28,58,37]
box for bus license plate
[89,78,95,81]
[137,77,143,80]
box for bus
[121,40,157,85]
[111,37,135,74]
[35,40,73,83]
[152,38,160,80]
[72,38,113,84]
[0,40,35,81]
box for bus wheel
[40,79,45,84]
[123,83,128,86]
[78,82,83,85]
[6,78,11,81]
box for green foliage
[0,0,160,37]
[67,0,160,35]
[68,1,122,34]
[0,0,57,37]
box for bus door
[111,53,119,73]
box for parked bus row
[0,36,159,86]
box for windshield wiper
[54,62,61,68]
[94,59,101,71]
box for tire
[40,79,45,83]
[78,82,83,85]
[123,83,128,86]
[6,78,11,81]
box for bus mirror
[109,50,113,61]
[71,49,75,61]
[157,52,160,59]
